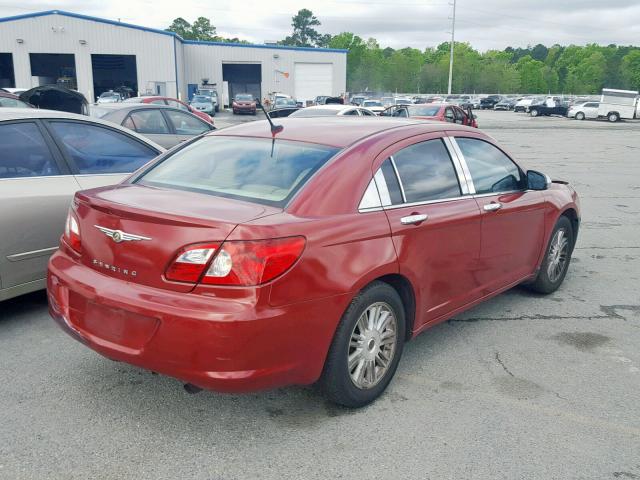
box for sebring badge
[94,225,151,243]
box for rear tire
[526,216,574,294]
[575,112,585,120]
[530,108,539,117]
[320,281,406,408]
[608,112,619,122]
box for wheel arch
[560,207,580,251]
[371,274,417,342]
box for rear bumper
[47,250,348,393]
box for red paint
[411,104,478,128]
[48,119,579,393]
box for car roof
[208,117,472,148]
[0,91,19,99]
[0,107,165,151]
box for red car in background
[124,96,214,125]
[382,103,478,128]
[48,117,579,407]
[232,94,257,115]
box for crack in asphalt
[494,352,514,377]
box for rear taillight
[165,237,305,286]
[64,209,82,253]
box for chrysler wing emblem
[94,225,152,243]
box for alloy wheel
[348,302,398,390]
[547,228,569,283]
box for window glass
[49,121,158,174]
[456,137,524,194]
[127,109,170,134]
[379,159,403,204]
[167,100,189,111]
[0,122,59,178]
[137,137,339,207]
[150,99,166,105]
[165,110,210,135]
[392,139,461,203]
[342,109,359,116]
[444,108,455,122]
[360,109,375,116]
[0,97,31,108]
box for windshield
[100,92,118,98]
[395,99,412,104]
[408,105,441,116]
[363,101,382,107]
[276,99,296,106]
[192,95,210,103]
[235,94,254,101]
[290,108,342,117]
[136,137,339,207]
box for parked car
[514,96,540,112]
[0,91,32,108]
[314,95,330,105]
[96,91,122,104]
[232,94,257,115]
[124,96,214,124]
[494,98,517,111]
[598,88,639,122]
[196,89,219,112]
[381,103,477,128]
[394,97,414,106]
[528,100,569,117]
[381,96,395,107]
[188,94,216,117]
[48,117,580,407]
[0,108,163,301]
[568,101,600,120]
[289,104,377,117]
[19,85,89,115]
[97,104,215,148]
[350,95,367,106]
[3,87,28,96]
[361,99,385,115]
[480,95,504,109]
[273,97,298,109]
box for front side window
[136,137,339,207]
[165,110,210,135]
[48,121,158,174]
[456,137,524,194]
[0,122,59,178]
[342,109,359,116]
[391,139,461,203]
[127,109,170,134]
[444,108,455,122]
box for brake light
[165,237,305,286]
[64,209,82,253]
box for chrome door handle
[483,202,502,212]
[400,214,428,225]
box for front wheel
[526,216,574,294]
[530,108,539,117]
[320,281,405,408]
[575,112,585,120]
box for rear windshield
[408,105,441,116]
[136,137,339,207]
[290,108,340,117]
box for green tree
[166,17,194,39]
[516,55,546,93]
[280,9,323,47]
[621,50,640,90]
[190,17,216,41]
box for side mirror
[527,170,550,190]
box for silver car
[95,104,215,149]
[568,101,600,120]
[0,108,163,301]
[189,94,215,115]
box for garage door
[294,63,333,103]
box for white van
[598,88,639,122]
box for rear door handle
[483,202,502,212]
[400,214,428,225]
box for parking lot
[1,110,639,479]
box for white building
[0,10,347,104]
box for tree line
[167,9,640,94]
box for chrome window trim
[382,195,469,210]
[388,155,407,203]
[442,136,472,195]
[357,167,392,212]
[447,137,476,194]
[374,168,392,206]
[472,190,522,199]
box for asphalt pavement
[1,110,639,480]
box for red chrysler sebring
[48,117,580,407]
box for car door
[450,134,546,292]
[584,102,599,119]
[374,134,482,328]
[162,109,213,144]
[444,107,456,124]
[122,108,177,148]
[0,120,80,293]
[44,120,161,190]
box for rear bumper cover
[48,250,348,392]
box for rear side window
[391,139,461,203]
[456,137,524,194]
[48,121,158,174]
[0,122,60,178]
[137,137,339,207]
[165,110,210,135]
[126,110,170,134]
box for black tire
[530,108,539,117]
[215,105,220,113]
[575,112,585,120]
[320,281,406,408]
[608,112,619,122]
[526,216,574,294]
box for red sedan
[383,103,478,128]
[124,96,214,125]
[48,117,580,407]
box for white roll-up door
[294,63,333,103]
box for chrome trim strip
[442,136,471,195]
[374,168,392,206]
[94,225,152,242]
[448,137,476,194]
[388,155,407,203]
[358,177,383,211]
[472,190,523,199]
[382,195,469,211]
[7,246,58,262]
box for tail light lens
[165,237,305,286]
[64,209,82,253]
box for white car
[514,97,538,112]
[289,104,377,117]
[96,91,121,104]
[361,100,385,115]
[568,101,600,120]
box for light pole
[447,0,456,95]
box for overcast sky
[1,0,639,50]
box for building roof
[0,10,349,54]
